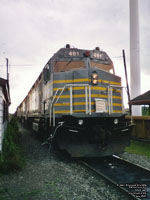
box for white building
[0,78,10,152]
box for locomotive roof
[51,47,113,66]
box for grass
[125,140,150,157]
[20,189,41,199]
[0,117,24,173]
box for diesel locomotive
[16,44,134,157]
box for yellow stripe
[54,110,69,114]
[54,102,95,106]
[55,94,122,99]
[91,86,121,92]
[53,86,108,91]
[92,94,122,99]
[53,86,121,93]
[53,79,72,84]
[54,102,70,106]
[113,110,123,113]
[53,78,121,86]
[53,78,89,84]
[113,103,122,106]
[55,94,85,98]
[110,81,121,86]
[54,109,95,114]
[100,80,121,86]
[54,109,122,114]
[53,86,85,91]
[54,102,122,107]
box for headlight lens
[114,118,119,124]
[92,74,98,79]
[78,119,83,125]
[92,79,98,85]
[91,72,98,85]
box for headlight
[91,72,99,85]
[92,79,98,85]
[78,119,83,125]
[114,118,119,124]
[92,74,98,79]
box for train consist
[16,45,134,157]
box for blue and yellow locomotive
[17,45,133,157]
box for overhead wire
[0,64,44,67]
[0,55,124,68]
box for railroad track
[80,155,150,200]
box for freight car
[16,45,134,157]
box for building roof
[129,90,150,105]
[0,77,11,105]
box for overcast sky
[0,0,150,113]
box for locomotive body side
[16,46,134,157]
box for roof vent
[66,44,70,48]
[95,47,100,51]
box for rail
[49,84,91,126]
[80,156,150,199]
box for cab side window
[44,64,50,84]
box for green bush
[0,117,24,173]
[125,140,150,157]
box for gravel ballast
[0,124,150,200]
[120,152,150,170]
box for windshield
[90,61,115,74]
[54,61,85,72]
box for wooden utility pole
[122,49,132,115]
[6,58,9,81]
[6,58,10,94]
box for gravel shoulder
[0,124,149,200]
[120,151,150,170]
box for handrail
[49,84,91,126]
[108,85,125,115]
[49,87,64,126]
[50,84,126,126]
